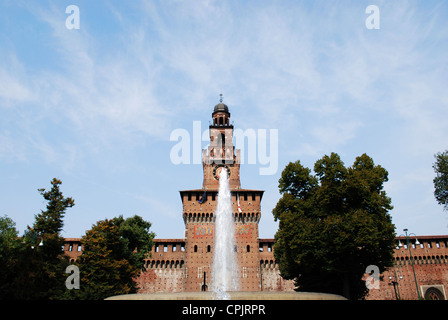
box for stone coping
[105,291,346,300]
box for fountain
[211,168,239,299]
[105,103,347,301]
[106,165,346,300]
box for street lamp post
[398,228,421,300]
[388,278,399,300]
[388,269,402,300]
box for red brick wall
[133,189,295,293]
[64,238,82,262]
[366,235,448,300]
[61,106,447,299]
[64,234,448,298]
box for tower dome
[213,94,230,115]
[213,102,229,114]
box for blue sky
[1,0,447,239]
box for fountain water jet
[211,168,239,299]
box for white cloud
[0,70,34,104]
[0,132,27,162]
[0,3,181,166]
[0,53,37,106]
[312,120,364,149]
[1,1,448,236]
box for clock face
[213,164,230,180]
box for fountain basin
[105,291,346,300]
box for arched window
[247,245,250,252]
[194,245,198,252]
[219,133,225,145]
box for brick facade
[64,238,83,263]
[365,235,448,300]
[134,100,296,293]
[62,234,448,298]
[63,100,448,299]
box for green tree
[0,215,24,299]
[69,215,155,300]
[433,150,448,210]
[115,215,155,270]
[21,178,75,299]
[273,153,396,300]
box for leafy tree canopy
[273,153,396,300]
[433,150,448,210]
[0,215,22,299]
[67,215,155,300]
[2,178,75,299]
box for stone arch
[424,287,445,300]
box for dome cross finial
[213,94,229,114]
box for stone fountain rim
[105,291,347,300]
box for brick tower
[181,97,264,292]
[202,95,241,191]
[132,97,295,293]
[63,98,448,298]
